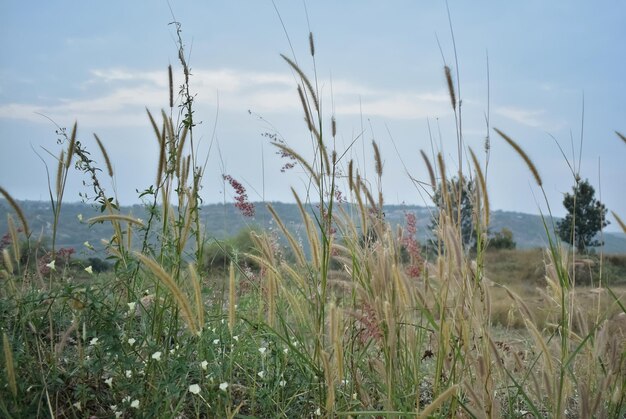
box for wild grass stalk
[0,187,30,237]
[2,332,17,398]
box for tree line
[430,176,608,254]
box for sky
[0,1,624,231]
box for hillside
[1,200,625,254]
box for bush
[86,257,111,273]
[203,227,261,272]
[488,227,516,250]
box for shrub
[488,227,516,250]
[203,227,261,272]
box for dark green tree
[488,227,516,250]
[557,179,609,253]
[430,176,476,251]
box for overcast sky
[0,1,624,230]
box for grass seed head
[372,140,383,178]
[444,65,457,110]
[0,187,30,236]
[309,32,315,57]
[93,134,114,177]
[168,64,174,108]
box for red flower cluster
[402,212,423,278]
[334,189,345,205]
[355,302,383,345]
[38,247,76,275]
[223,174,255,217]
[264,131,297,173]
[0,232,12,252]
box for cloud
[0,67,452,127]
[494,106,565,131]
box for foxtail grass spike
[444,66,456,111]
[2,248,13,274]
[7,215,20,264]
[297,85,315,132]
[175,125,189,178]
[420,149,436,191]
[2,332,17,397]
[156,123,167,186]
[93,134,114,177]
[0,187,30,236]
[309,32,315,57]
[56,149,65,194]
[66,121,77,168]
[88,214,145,227]
[188,264,204,330]
[372,140,383,177]
[348,159,354,191]
[168,64,174,108]
[135,252,198,335]
[437,153,452,216]
[469,147,490,227]
[612,211,626,233]
[146,108,162,144]
[281,53,319,112]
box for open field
[2,18,626,419]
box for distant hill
[1,200,625,255]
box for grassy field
[1,25,626,419]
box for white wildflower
[315,407,321,416]
[90,337,99,346]
[201,360,208,371]
[219,382,229,392]
[279,380,286,387]
[130,399,139,409]
[104,377,113,387]
[257,371,265,379]
[258,347,267,355]
[73,401,81,411]
[125,370,132,378]
[213,339,220,345]
[77,214,83,221]
[151,351,162,361]
[127,302,136,312]
[46,260,56,271]
[127,337,136,346]
[84,266,93,274]
[189,384,201,394]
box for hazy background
[1,1,624,231]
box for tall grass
[0,21,624,419]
